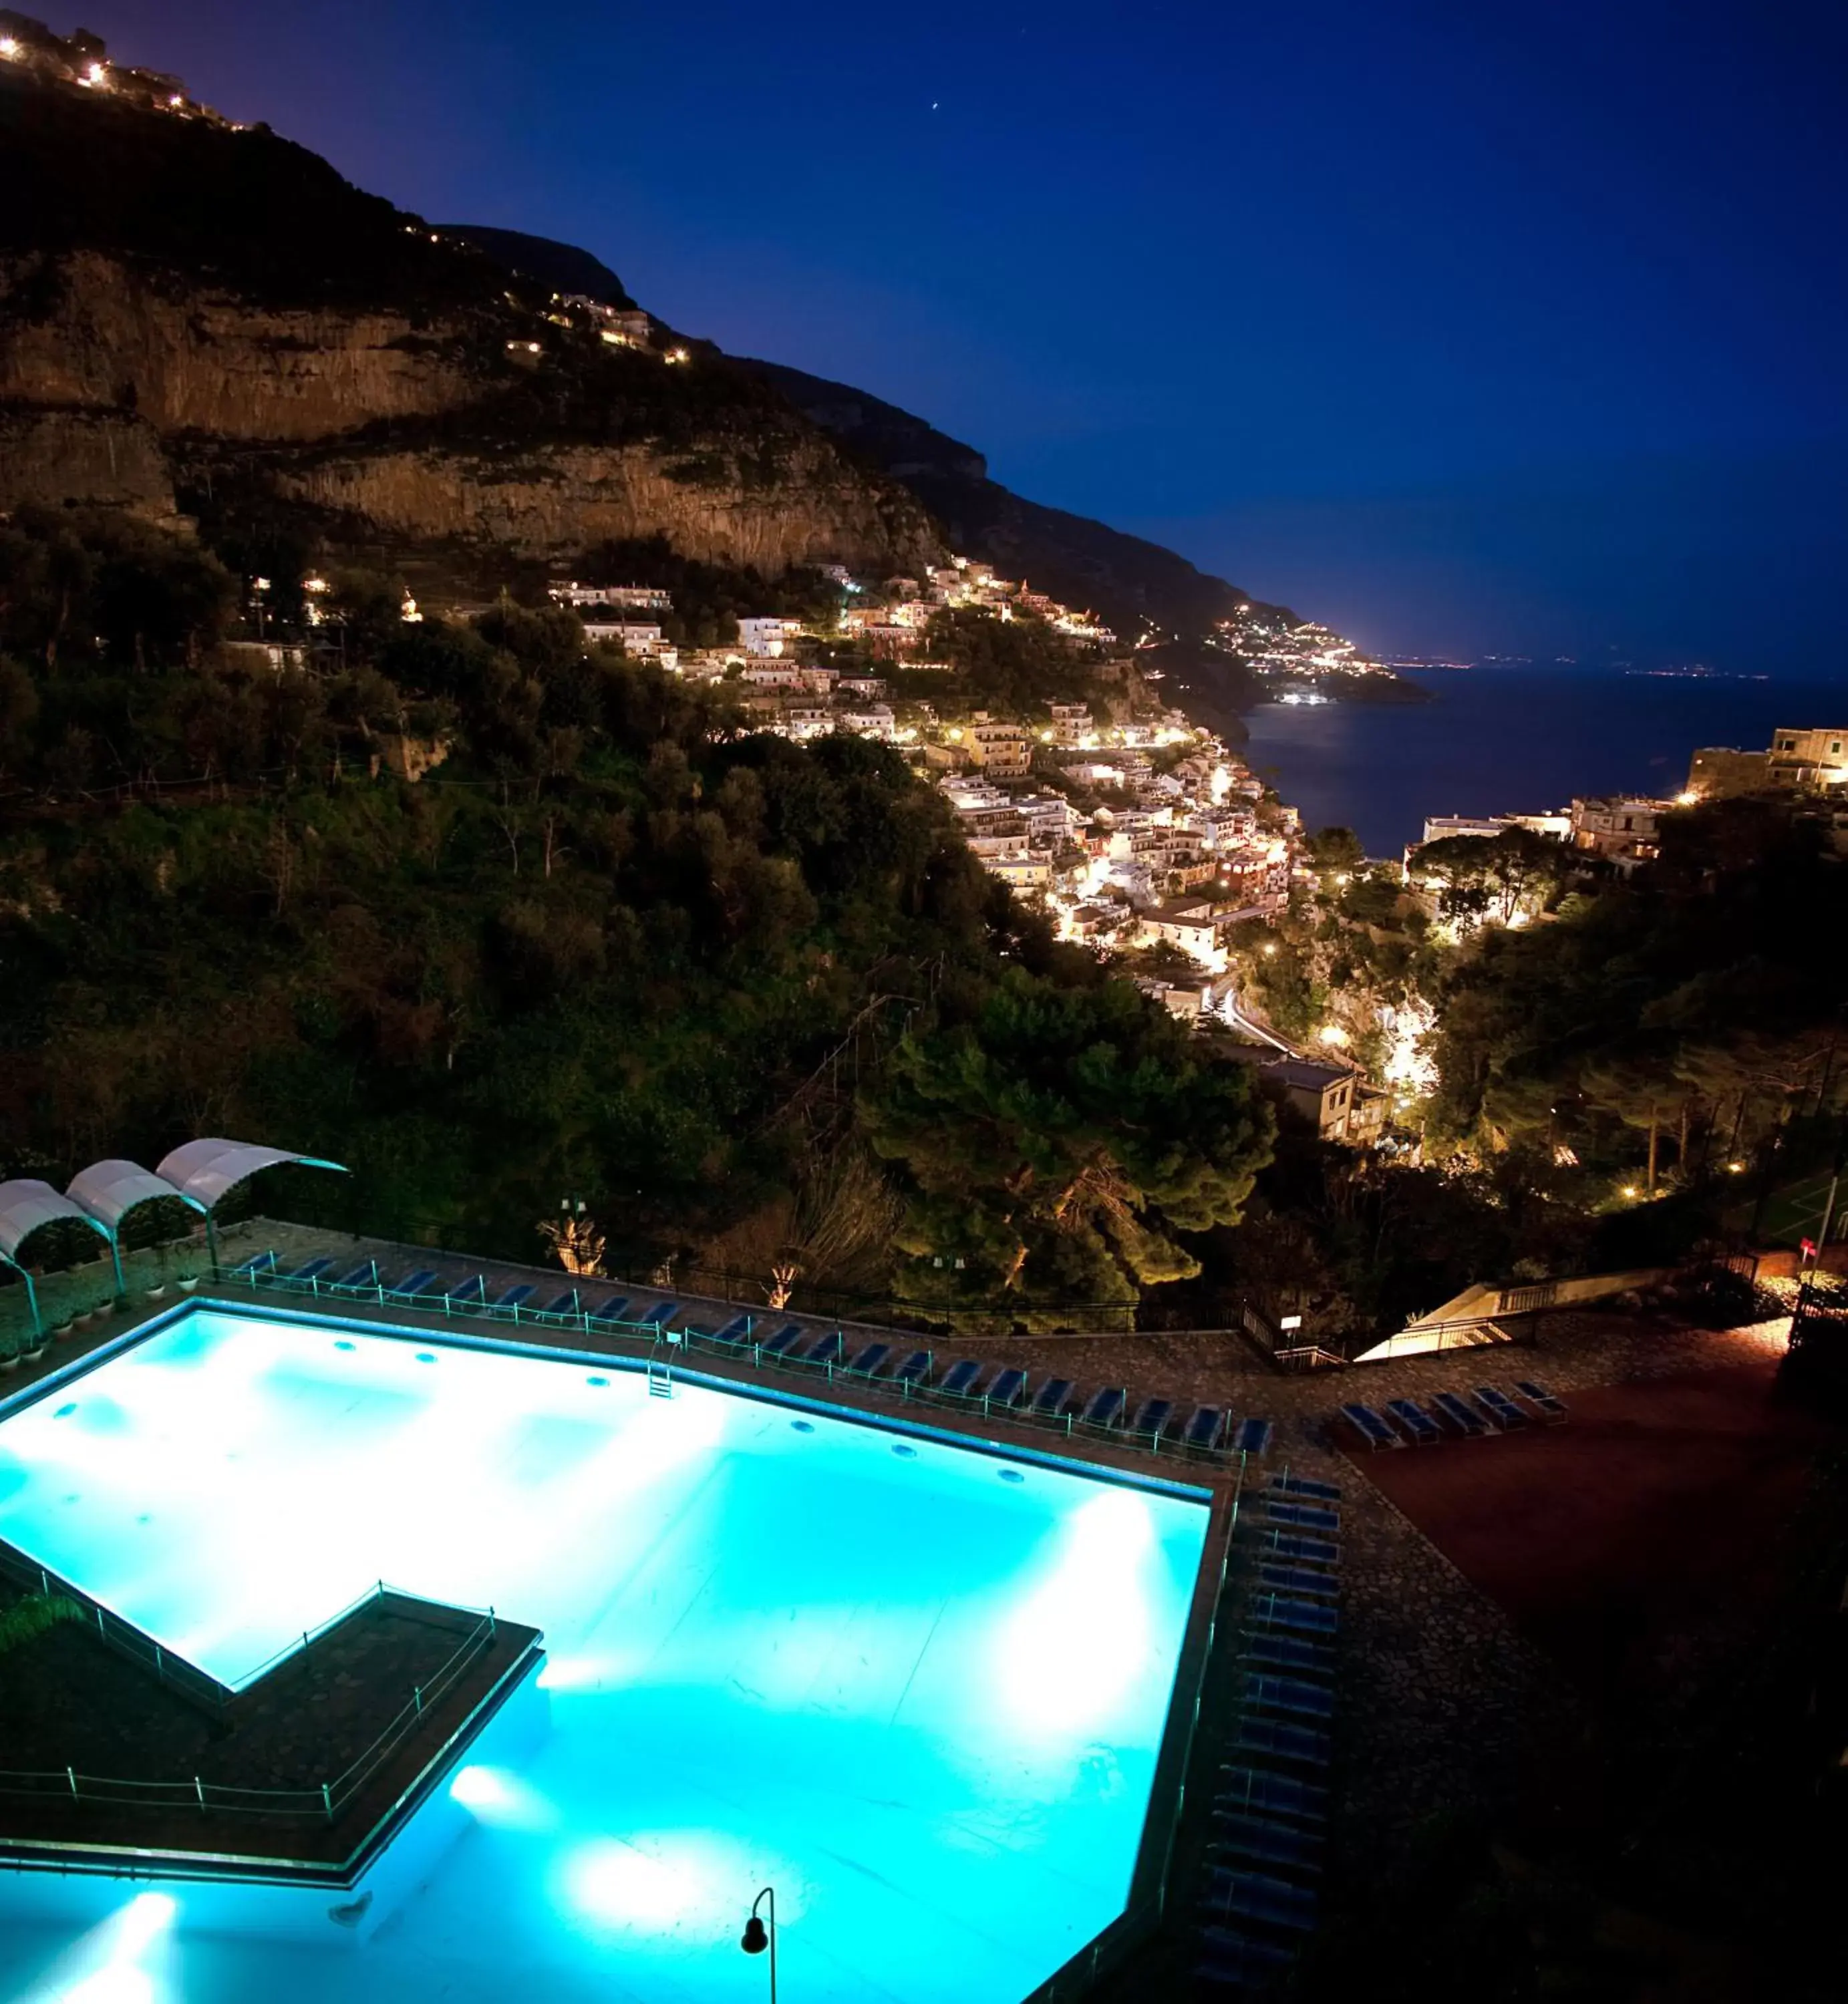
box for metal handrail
[0,1585,502,1824]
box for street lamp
[740,1885,776,2001]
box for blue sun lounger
[1386,1397,1442,1446]
[987,1367,1029,1408]
[383,1269,438,1303]
[1246,1591,1339,1639]
[1254,1528,1340,1568]
[484,1283,534,1317]
[804,1331,845,1367]
[1131,1397,1174,1443]
[1195,1937,1294,1993]
[1475,1383,1528,1428]
[327,1260,379,1294]
[1245,1673,1334,1722]
[760,1323,805,1359]
[637,1301,677,1331]
[1515,1378,1568,1424]
[846,1341,890,1375]
[1432,1389,1490,1437]
[893,1349,933,1387]
[583,1295,630,1326]
[710,1314,754,1346]
[1031,1377,1076,1418]
[1265,1499,1339,1532]
[1081,1385,1127,1430]
[1183,1406,1225,1451]
[1245,1631,1336,1680]
[1271,1471,1342,1502]
[1208,1813,1324,1877]
[1187,1932,1291,1996]
[1232,1715,1331,1768]
[281,1255,336,1285]
[1229,1416,1273,1456]
[938,1359,985,1398]
[532,1289,579,1322]
[233,1249,277,1278]
[1258,1562,1339,1601]
[1215,1765,1328,1825]
[1203,1868,1318,1933]
[1341,1401,1399,1450]
[1195,1928,1295,1987]
[445,1275,486,1306]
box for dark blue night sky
[72,1,1848,673]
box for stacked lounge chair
[1431,1389,1491,1437]
[1341,1401,1399,1450]
[1385,1396,1442,1446]
[1516,1378,1569,1424]
[1474,1383,1528,1428]
[1194,1466,1344,1985]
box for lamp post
[740,1885,776,2003]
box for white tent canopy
[156,1138,347,1210]
[0,1178,112,1262]
[66,1159,206,1235]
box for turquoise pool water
[0,1305,1211,2003]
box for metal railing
[229,1257,1254,1470]
[0,1538,231,1715]
[0,1582,501,1825]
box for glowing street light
[1318,1024,1349,1048]
[740,1885,777,2002]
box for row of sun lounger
[1341,1378,1567,1450]
[236,1249,1282,1466]
[1196,1468,1344,1989]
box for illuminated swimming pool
[0,1303,1211,2003]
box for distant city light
[1,37,21,57]
[1675,790,1699,806]
[1622,1185,1638,1198]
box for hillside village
[541,560,1301,966]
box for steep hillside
[440,225,638,310]
[744,359,1281,641]
[0,57,941,581]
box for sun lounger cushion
[1031,1377,1075,1416]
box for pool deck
[7,1220,1827,1996]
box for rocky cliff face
[0,252,488,440]
[264,434,941,571]
[0,66,943,580]
[0,403,175,517]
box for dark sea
[1239,668,1848,856]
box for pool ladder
[646,1336,674,1399]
